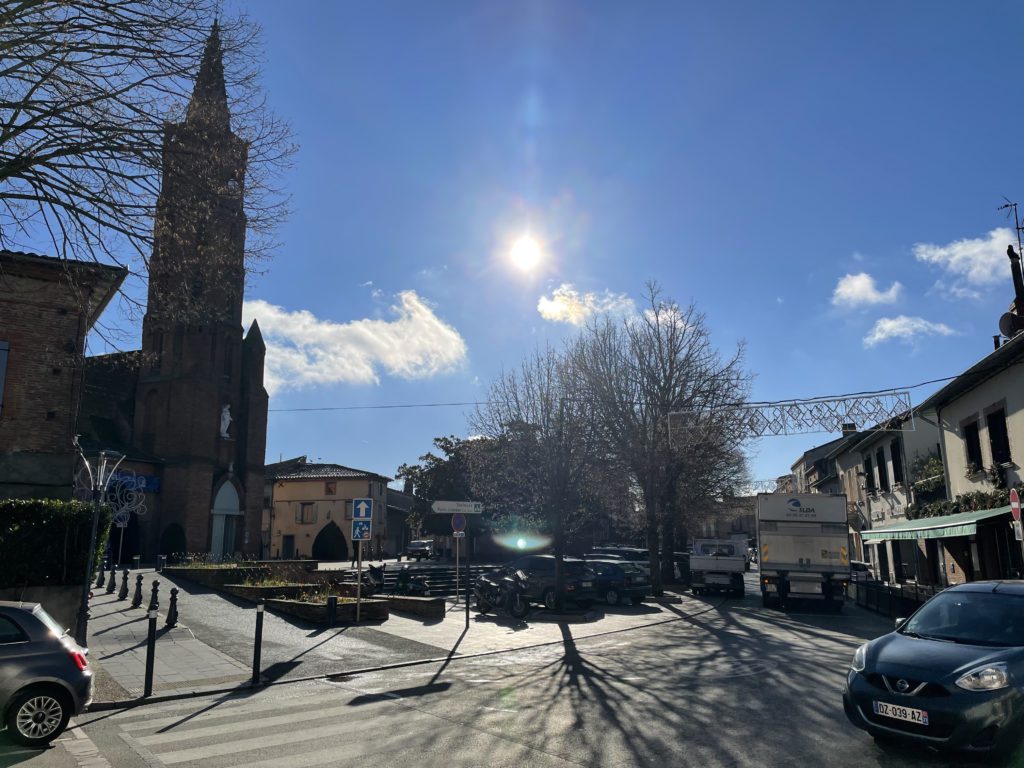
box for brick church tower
[134,24,268,557]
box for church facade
[78,25,268,560]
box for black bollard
[326,595,337,625]
[143,609,157,697]
[147,579,160,612]
[105,563,117,594]
[251,600,265,685]
[118,569,129,600]
[165,588,179,628]
[130,574,144,608]
[96,566,105,589]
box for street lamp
[73,437,125,647]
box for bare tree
[577,283,751,595]
[471,345,600,609]
[0,0,293,326]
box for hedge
[0,499,111,587]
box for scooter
[359,563,386,596]
[474,569,530,619]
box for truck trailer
[757,493,850,611]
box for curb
[87,593,725,712]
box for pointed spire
[186,21,230,129]
[244,318,265,350]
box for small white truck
[757,493,851,612]
[689,537,748,597]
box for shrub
[0,499,111,587]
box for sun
[510,234,542,272]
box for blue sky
[97,3,1024,485]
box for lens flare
[510,235,542,272]
[493,532,551,552]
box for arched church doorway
[211,482,242,558]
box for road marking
[482,706,518,713]
[134,701,358,746]
[63,723,114,768]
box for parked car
[507,555,597,609]
[850,560,872,581]
[0,601,92,747]
[843,581,1024,758]
[586,560,649,606]
[403,540,434,561]
[590,547,651,576]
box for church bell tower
[135,23,268,559]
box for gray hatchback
[0,601,92,747]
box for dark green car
[507,555,597,609]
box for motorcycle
[474,569,530,619]
[358,563,386,596]
[393,565,430,596]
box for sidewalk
[86,570,251,700]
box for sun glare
[510,234,542,272]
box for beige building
[264,459,390,561]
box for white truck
[757,493,851,612]
[689,536,748,597]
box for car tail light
[68,650,88,671]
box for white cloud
[537,284,635,325]
[243,291,467,394]
[913,227,1012,288]
[832,272,902,308]
[863,315,955,348]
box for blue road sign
[352,519,371,541]
[353,498,373,520]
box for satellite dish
[999,312,1020,338]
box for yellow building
[264,459,390,561]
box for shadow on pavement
[347,681,452,706]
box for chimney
[403,478,413,495]
[841,422,857,436]
[994,334,1002,351]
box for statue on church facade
[220,405,232,438]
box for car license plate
[582,581,592,588]
[873,701,928,726]
[707,574,729,584]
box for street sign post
[431,500,483,515]
[453,530,466,538]
[451,513,466,603]
[1013,490,1023,547]
[353,498,373,520]
[351,517,372,623]
[451,512,467,532]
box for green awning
[861,505,1010,542]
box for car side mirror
[894,617,907,629]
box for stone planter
[386,595,446,619]
[264,597,389,624]
[221,584,309,602]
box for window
[876,448,889,493]
[345,500,353,520]
[0,615,26,644]
[987,408,1012,466]
[963,420,983,472]
[890,438,904,485]
[0,340,8,416]
[295,502,316,524]
[863,456,875,493]
[324,481,336,496]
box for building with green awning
[861,506,1010,542]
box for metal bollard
[118,569,129,600]
[165,588,179,628]
[105,563,117,594]
[96,566,105,589]
[326,595,337,625]
[130,574,144,608]
[251,600,264,686]
[148,579,160,612]
[143,609,157,697]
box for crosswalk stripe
[115,689,347,732]
[154,718,378,765]
[135,701,356,746]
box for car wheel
[605,589,621,606]
[543,588,557,610]
[6,687,71,748]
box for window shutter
[295,505,301,523]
